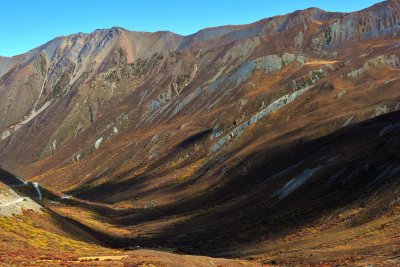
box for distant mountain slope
[0,0,400,265]
[0,0,398,175]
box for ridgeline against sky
[0,0,383,57]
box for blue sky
[0,0,383,57]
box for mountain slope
[1,0,400,265]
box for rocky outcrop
[95,137,103,149]
[347,54,400,78]
[211,85,314,152]
[373,105,390,118]
[230,53,306,86]
[313,1,400,47]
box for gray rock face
[173,87,202,115]
[230,61,257,86]
[211,85,313,152]
[282,53,297,65]
[347,54,400,78]
[148,99,161,112]
[255,55,284,73]
[373,105,389,118]
[342,116,354,127]
[95,137,103,149]
[230,54,306,86]
[294,31,304,49]
[325,1,400,44]
[395,102,400,111]
[272,165,323,200]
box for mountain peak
[366,0,400,10]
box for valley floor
[44,197,400,267]
[1,203,399,266]
[0,212,258,267]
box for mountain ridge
[1,0,400,265]
[2,0,399,59]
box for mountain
[1,0,400,265]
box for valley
[1,1,400,266]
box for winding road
[0,197,25,207]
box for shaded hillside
[0,169,258,266]
[37,110,399,266]
[1,0,400,266]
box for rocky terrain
[1,0,400,266]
